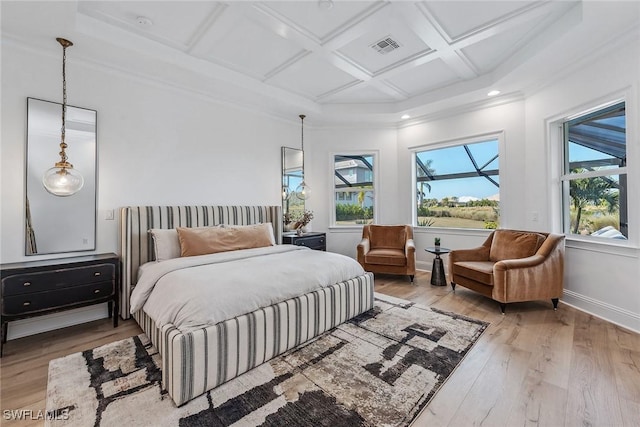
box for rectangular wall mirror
[25,97,97,255]
[281,147,304,219]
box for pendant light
[42,37,84,197]
[295,114,311,200]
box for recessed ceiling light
[401,114,411,120]
[487,90,501,97]
[318,0,334,10]
[136,16,153,27]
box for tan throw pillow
[369,225,407,250]
[222,222,276,246]
[489,230,545,262]
[149,226,224,261]
[177,223,274,257]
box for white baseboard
[417,264,638,333]
[561,290,640,334]
[7,304,109,340]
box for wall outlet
[531,211,539,222]
[105,209,115,220]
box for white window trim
[547,92,637,248]
[329,150,379,229]
[410,131,504,230]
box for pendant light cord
[299,114,306,176]
[60,42,67,162]
[56,38,73,166]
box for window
[561,102,627,240]
[414,137,500,229]
[333,154,375,226]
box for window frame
[557,99,629,242]
[410,132,503,230]
[330,150,378,228]
[546,92,638,251]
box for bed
[119,205,374,406]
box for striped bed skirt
[133,272,375,406]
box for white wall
[1,43,297,338]
[2,23,639,339]
[304,126,399,258]
[394,36,640,331]
[397,101,527,270]
[523,35,640,331]
[1,43,296,263]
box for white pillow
[148,228,181,261]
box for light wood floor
[1,270,639,426]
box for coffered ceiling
[2,1,639,125]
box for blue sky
[416,140,500,201]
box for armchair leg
[409,275,414,284]
[499,303,506,314]
[450,282,456,292]
[552,298,559,310]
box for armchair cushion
[454,261,494,285]
[365,248,407,266]
[489,230,545,262]
[369,225,407,250]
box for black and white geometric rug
[46,294,488,427]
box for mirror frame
[25,97,97,255]
[281,146,304,220]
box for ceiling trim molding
[397,92,525,129]
[2,34,314,127]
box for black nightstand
[282,232,326,251]
[0,253,120,356]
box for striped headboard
[119,205,282,319]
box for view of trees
[568,170,620,235]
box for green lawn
[417,216,492,229]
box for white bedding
[130,245,365,332]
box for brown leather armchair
[449,229,565,313]
[357,225,416,283]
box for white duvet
[130,245,365,332]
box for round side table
[425,247,450,286]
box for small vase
[296,227,303,236]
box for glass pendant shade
[43,164,84,196]
[295,180,311,200]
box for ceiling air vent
[371,36,401,55]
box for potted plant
[295,210,314,236]
[434,237,441,248]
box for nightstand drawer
[2,264,114,296]
[282,232,327,251]
[294,235,325,249]
[2,281,115,316]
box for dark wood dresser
[282,232,326,251]
[0,253,119,356]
